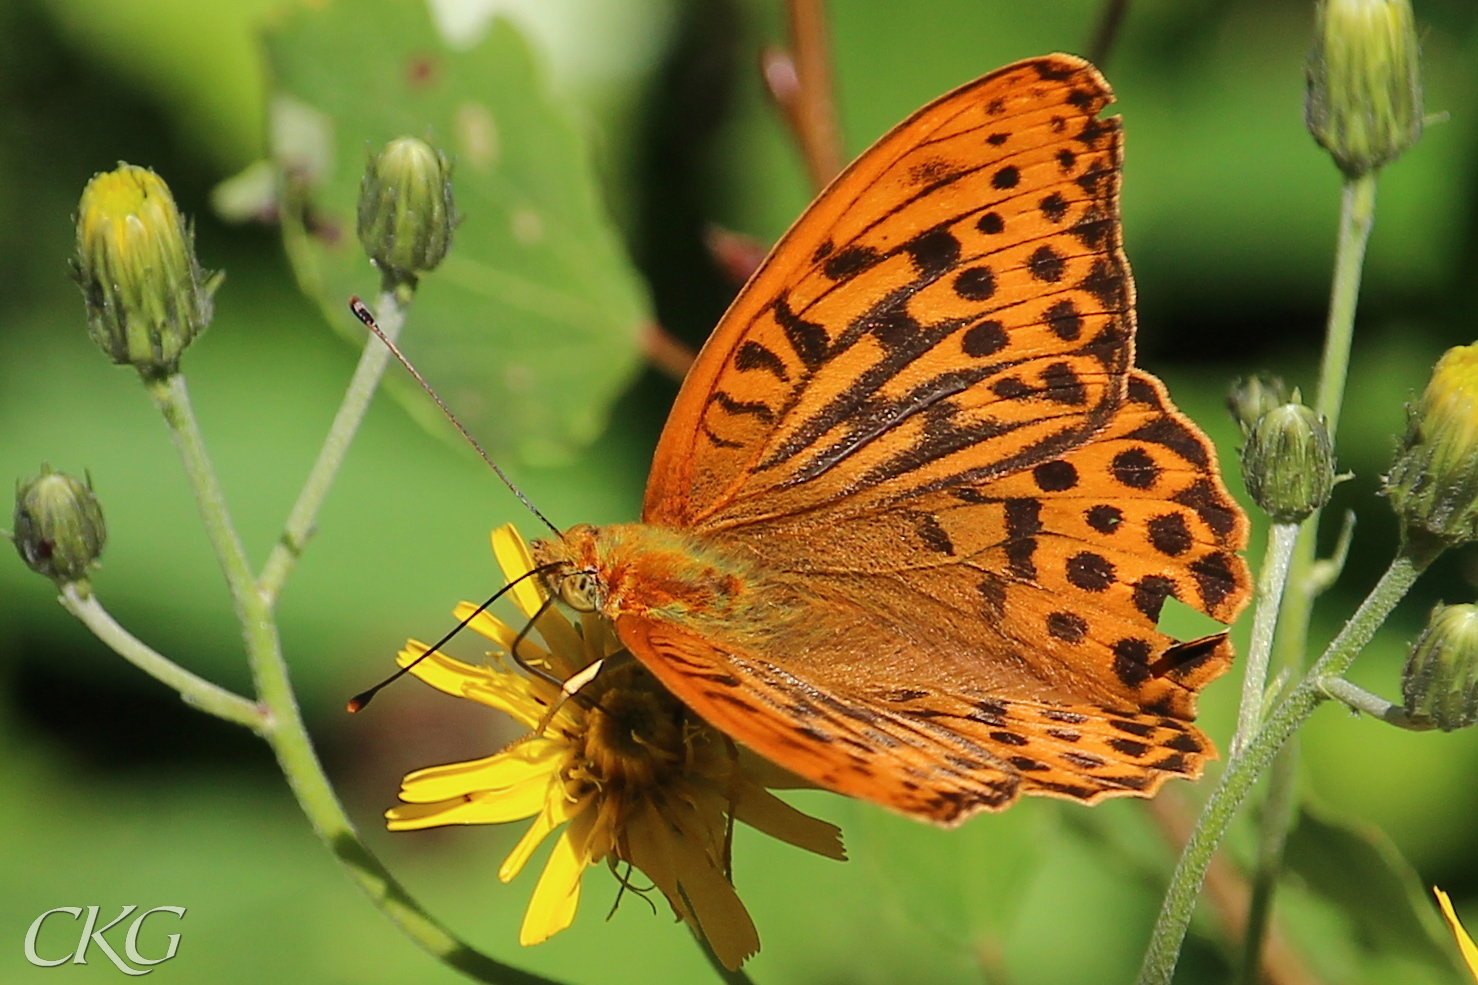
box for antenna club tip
[346,693,371,714]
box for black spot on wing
[734,340,790,382]
[771,295,829,370]
[709,391,775,423]
[1028,245,1067,283]
[904,228,961,279]
[823,244,884,282]
[1147,513,1193,556]
[1086,504,1123,533]
[977,212,1005,235]
[1044,300,1082,341]
[992,165,1020,189]
[1033,460,1078,491]
[1039,192,1069,223]
[1047,611,1087,642]
[1112,448,1160,489]
[962,320,1008,358]
[1067,552,1115,591]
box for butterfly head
[531,523,607,613]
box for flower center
[574,662,690,796]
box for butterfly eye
[559,571,600,612]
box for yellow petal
[455,604,552,668]
[398,740,561,802]
[662,802,759,970]
[733,782,847,860]
[501,790,587,883]
[519,813,594,946]
[623,801,691,923]
[398,641,549,726]
[1436,888,1478,981]
[386,783,552,829]
[489,526,587,675]
[492,524,546,618]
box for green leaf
[1283,801,1467,981]
[263,0,649,466]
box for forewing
[720,370,1251,721]
[644,54,1135,529]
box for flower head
[1384,344,1478,555]
[1239,400,1336,524]
[1435,888,1478,982]
[74,164,216,374]
[1306,0,1423,177]
[12,465,106,587]
[1402,604,1478,732]
[357,136,456,290]
[386,525,845,969]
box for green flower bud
[1402,604,1478,732]
[74,164,217,375]
[12,466,106,585]
[1240,402,1336,523]
[1384,344,1478,550]
[1228,375,1289,436]
[1306,0,1423,177]
[357,137,456,289]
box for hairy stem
[1137,550,1426,985]
[259,291,403,604]
[1235,739,1301,985]
[1232,522,1299,758]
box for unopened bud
[357,137,456,289]
[1306,0,1423,177]
[1240,402,1335,524]
[74,164,217,375]
[1228,375,1289,436]
[1384,344,1478,550]
[1402,604,1478,731]
[12,466,106,585]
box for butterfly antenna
[348,297,560,535]
[346,562,561,712]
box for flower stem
[1231,522,1299,758]
[60,583,266,730]
[1319,675,1435,730]
[1136,549,1426,985]
[259,290,403,604]
[1235,738,1300,985]
[1314,172,1378,443]
[1228,169,1380,980]
[143,366,564,985]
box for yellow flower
[1436,887,1478,982]
[385,524,846,969]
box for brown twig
[1086,0,1132,68]
[762,0,844,192]
[1147,791,1319,985]
[704,224,769,286]
[641,321,697,382]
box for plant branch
[1232,522,1299,758]
[259,290,404,604]
[1319,675,1435,730]
[1087,0,1133,68]
[59,583,266,731]
[1137,549,1427,985]
[762,0,843,192]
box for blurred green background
[2,0,1477,982]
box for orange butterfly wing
[603,54,1249,824]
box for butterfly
[531,53,1251,826]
